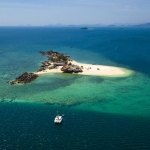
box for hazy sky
[0,0,150,26]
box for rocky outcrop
[61,65,82,73]
[39,50,69,64]
[10,72,38,85]
[37,50,70,72]
[61,66,73,73]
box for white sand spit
[36,60,133,77]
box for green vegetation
[55,54,68,62]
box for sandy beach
[36,60,133,77]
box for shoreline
[36,60,133,77]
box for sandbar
[36,60,133,77]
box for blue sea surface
[0,27,150,149]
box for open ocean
[0,27,150,150]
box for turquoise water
[0,27,150,149]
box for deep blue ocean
[0,27,150,150]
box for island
[9,50,133,85]
[80,27,88,30]
[36,50,133,77]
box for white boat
[54,115,63,123]
[54,111,63,123]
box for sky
[0,0,150,26]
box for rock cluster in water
[10,72,38,85]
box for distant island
[135,23,150,27]
[9,50,133,85]
[80,27,88,30]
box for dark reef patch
[88,76,105,84]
